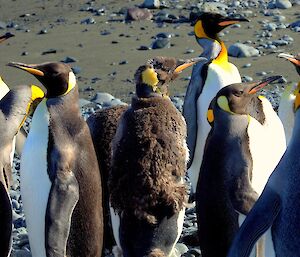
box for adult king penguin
[183,12,249,194]
[8,61,104,257]
[0,85,44,257]
[109,56,200,257]
[197,76,283,257]
[278,53,300,144]
[227,54,300,257]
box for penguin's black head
[134,56,202,98]
[278,53,300,76]
[190,12,249,41]
[211,76,282,121]
[0,32,14,43]
[7,62,76,98]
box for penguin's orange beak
[218,16,249,27]
[174,57,205,73]
[278,53,300,67]
[7,62,45,77]
[248,76,282,94]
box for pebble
[242,75,254,82]
[141,0,161,9]
[125,7,153,21]
[0,21,7,29]
[38,29,48,35]
[275,0,292,8]
[61,56,78,63]
[243,63,252,68]
[228,43,259,58]
[72,66,81,74]
[151,37,171,49]
[138,45,150,50]
[80,17,96,25]
[41,49,57,55]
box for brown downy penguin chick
[0,85,44,257]
[7,61,103,257]
[108,57,201,257]
[196,76,283,257]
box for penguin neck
[136,83,160,98]
[212,40,229,67]
[197,38,222,60]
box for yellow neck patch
[18,85,45,130]
[294,82,300,111]
[62,71,76,96]
[142,68,159,88]
[194,20,209,39]
[207,109,214,123]
[217,95,234,114]
[0,76,8,88]
[212,41,230,70]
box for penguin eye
[233,90,243,97]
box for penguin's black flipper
[228,188,281,257]
[183,59,208,168]
[45,169,79,257]
[230,175,259,215]
[0,166,12,257]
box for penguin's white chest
[247,97,286,195]
[188,63,241,191]
[20,99,51,257]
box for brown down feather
[109,96,188,224]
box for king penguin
[227,54,300,257]
[8,61,104,257]
[183,12,249,194]
[0,84,44,257]
[108,56,200,257]
[196,76,283,257]
[278,53,300,144]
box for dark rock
[119,60,128,65]
[72,66,81,74]
[275,0,292,8]
[137,45,150,50]
[61,56,78,63]
[151,37,170,49]
[21,52,28,56]
[38,29,48,35]
[100,30,111,36]
[141,0,161,9]
[80,17,96,24]
[41,49,57,55]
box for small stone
[242,75,253,82]
[289,20,300,28]
[265,23,277,31]
[100,30,111,36]
[126,7,153,21]
[80,17,96,24]
[185,49,195,54]
[61,56,77,63]
[38,29,48,35]
[119,60,128,65]
[275,0,292,9]
[11,249,31,257]
[72,66,81,74]
[21,51,28,56]
[0,21,7,29]
[141,0,161,9]
[243,63,252,68]
[79,99,92,108]
[41,49,57,55]
[257,71,267,76]
[151,38,170,49]
[155,32,173,39]
[228,43,259,58]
